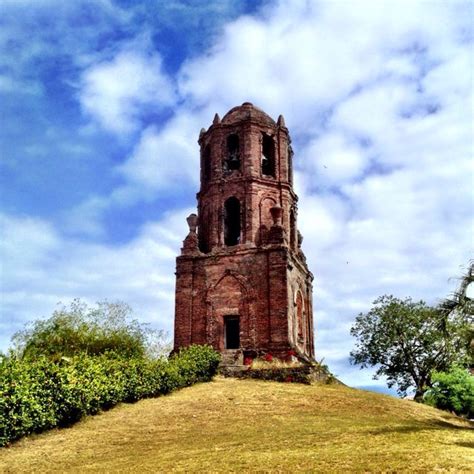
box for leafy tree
[424,366,474,418]
[12,299,170,360]
[439,262,473,317]
[439,262,474,366]
[350,295,470,400]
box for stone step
[219,350,243,366]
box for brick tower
[174,102,314,363]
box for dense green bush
[0,345,220,447]
[423,366,474,418]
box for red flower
[285,375,293,383]
[287,350,296,357]
[244,357,253,366]
[264,353,273,362]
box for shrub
[424,366,474,418]
[0,345,220,447]
[171,344,221,386]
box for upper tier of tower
[195,103,302,255]
[198,102,293,188]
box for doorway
[224,316,240,349]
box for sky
[0,0,472,393]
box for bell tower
[174,102,314,362]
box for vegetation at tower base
[219,353,337,384]
[0,301,220,447]
[350,295,471,401]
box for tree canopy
[12,299,170,360]
[439,261,474,365]
[350,295,470,400]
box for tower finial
[181,213,200,255]
[213,113,221,125]
[277,114,286,127]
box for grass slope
[1,377,472,472]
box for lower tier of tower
[174,245,314,362]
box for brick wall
[174,103,315,361]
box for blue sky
[1,0,472,393]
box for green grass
[1,377,473,472]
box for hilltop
[0,377,472,472]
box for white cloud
[2,0,472,391]
[116,112,201,193]
[80,49,176,134]
[0,210,191,352]
[168,0,471,388]
[69,0,472,388]
[300,133,369,185]
[63,196,110,237]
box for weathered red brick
[174,103,314,362]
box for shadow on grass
[369,419,473,435]
[454,441,474,449]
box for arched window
[262,134,275,177]
[225,134,240,171]
[203,145,211,182]
[198,206,209,253]
[224,197,241,246]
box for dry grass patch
[0,377,472,472]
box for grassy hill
[0,377,472,472]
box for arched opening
[296,290,304,340]
[198,206,209,253]
[225,134,240,171]
[202,145,211,182]
[224,197,241,246]
[262,134,275,177]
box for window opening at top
[224,197,241,246]
[262,134,275,177]
[203,145,211,182]
[225,134,240,171]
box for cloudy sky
[1,0,472,393]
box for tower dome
[221,102,276,127]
